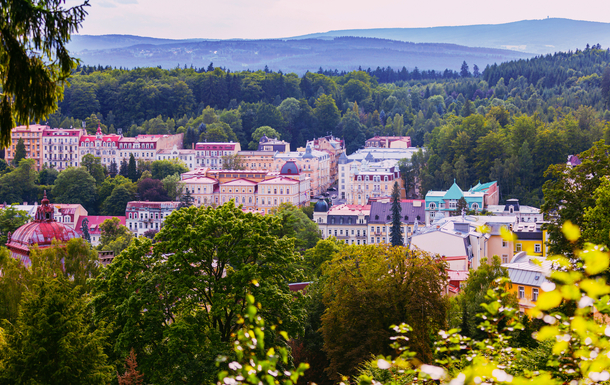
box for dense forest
[42,46,610,205]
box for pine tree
[119,159,129,177]
[117,349,144,385]
[179,188,194,208]
[13,137,26,166]
[127,154,137,182]
[108,160,118,177]
[390,181,403,246]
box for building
[365,136,411,148]
[338,152,402,204]
[219,179,258,210]
[5,193,79,265]
[256,162,310,214]
[52,204,88,230]
[305,135,345,185]
[487,199,543,224]
[125,201,180,236]
[424,181,499,225]
[182,176,219,206]
[368,200,425,245]
[273,144,332,196]
[238,151,276,171]
[79,125,122,168]
[502,252,551,311]
[156,145,197,169]
[313,202,370,245]
[117,133,183,165]
[513,222,547,257]
[257,136,289,152]
[194,142,241,170]
[75,215,126,246]
[5,124,46,169]
[42,127,83,170]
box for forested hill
[67,36,528,74]
[292,18,610,55]
[47,46,610,205]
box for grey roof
[502,255,552,287]
[368,201,425,225]
[314,200,329,212]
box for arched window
[471,203,479,211]
[429,202,436,210]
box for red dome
[6,221,79,254]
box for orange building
[5,124,46,169]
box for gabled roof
[444,182,464,200]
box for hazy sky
[70,0,610,39]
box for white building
[486,199,543,223]
[338,151,401,204]
[125,201,180,236]
[156,145,198,169]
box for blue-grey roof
[280,161,299,175]
[368,201,425,224]
[314,200,329,212]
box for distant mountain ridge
[67,18,609,73]
[288,18,610,55]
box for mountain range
[67,18,609,74]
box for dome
[280,160,299,175]
[314,200,329,212]
[6,192,79,258]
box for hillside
[290,18,610,55]
[67,36,529,73]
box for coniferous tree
[390,181,403,247]
[178,188,194,208]
[127,154,137,182]
[108,160,118,177]
[13,137,26,166]
[119,159,129,178]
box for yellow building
[238,151,276,170]
[182,176,219,206]
[502,253,552,312]
[220,179,258,210]
[513,222,547,257]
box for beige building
[182,176,219,206]
[338,153,402,205]
[194,142,241,170]
[305,135,345,185]
[5,124,46,169]
[273,144,332,196]
[313,202,370,245]
[220,179,258,210]
[156,145,198,169]
[42,128,83,170]
[238,151,276,170]
[117,133,183,165]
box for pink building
[75,215,126,246]
[79,125,122,167]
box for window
[535,244,541,253]
[502,240,508,248]
[471,203,479,211]
[532,288,539,302]
[502,254,508,264]
[518,286,525,299]
[515,243,523,252]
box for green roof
[443,182,464,200]
[470,181,496,193]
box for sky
[68,0,610,39]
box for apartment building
[79,125,122,168]
[365,136,411,148]
[313,202,370,245]
[487,199,543,223]
[125,201,180,236]
[194,142,241,170]
[238,151,276,170]
[425,181,499,225]
[503,252,551,311]
[5,124,46,169]
[219,179,258,210]
[257,136,290,152]
[306,135,345,185]
[118,134,183,164]
[42,128,83,170]
[338,152,402,205]
[156,145,197,169]
[182,176,219,206]
[368,200,425,245]
[273,144,332,196]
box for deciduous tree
[52,167,98,213]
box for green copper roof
[444,182,464,200]
[471,181,496,193]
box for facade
[367,200,425,245]
[156,145,197,169]
[257,136,289,152]
[273,144,332,196]
[219,179,258,210]
[305,135,345,185]
[338,153,402,204]
[487,199,544,223]
[424,181,499,225]
[52,204,88,230]
[194,142,241,170]
[182,176,219,206]
[125,201,180,236]
[42,127,83,170]
[117,134,183,165]
[79,125,122,168]
[5,193,79,265]
[513,222,547,258]
[238,151,276,170]
[313,202,370,245]
[503,252,551,311]
[5,124,46,169]
[365,136,411,148]
[75,215,126,246]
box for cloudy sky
[70,0,610,39]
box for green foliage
[0,206,28,245]
[52,167,98,214]
[303,237,343,279]
[150,158,188,180]
[91,203,306,384]
[0,159,38,205]
[97,217,133,256]
[161,173,183,201]
[81,154,106,185]
[582,176,610,249]
[100,184,135,216]
[249,125,281,150]
[0,279,112,385]
[12,138,25,166]
[390,181,403,246]
[320,245,448,379]
[0,0,89,147]
[217,294,309,385]
[268,202,321,251]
